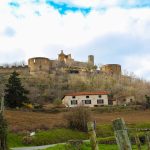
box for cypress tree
[4,71,29,108]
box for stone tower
[100,64,121,75]
[58,50,66,62]
[28,57,50,75]
[88,55,94,66]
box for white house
[62,91,110,107]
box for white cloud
[0,0,150,79]
[123,55,150,80]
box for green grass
[8,128,88,147]
[45,143,147,150]
[30,128,87,146]
[96,124,113,137]
[8,122,150,148]
[8,133,24,148]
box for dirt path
[11,143,63,150]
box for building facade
[62,91,110,107]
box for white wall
[62,94,108,107]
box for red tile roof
[64,91,110,96]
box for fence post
[112,118,132,150]
[0,96,4,114]
[87,122,99,150]
[0,96,8,150]
[134,134,141,150]
[145,132,150,150]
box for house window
[85,100,91,104]
[86,95,89,98]
[71,100,77,105]
[98,95,101,98]
[72,96,76,99]
[97,99,104,104]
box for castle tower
[58,50,65,62]
[28,57,50,75]
[100,64,122,76]
[88,55,94,66]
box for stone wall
[28,57,50,75]
[100,64,121,75]
[0,66,29,75]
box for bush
[65,107,91,132]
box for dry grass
[4,109,150,132]
[5,110,67,132]
[93,110,150,124]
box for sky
[0,0,150,80]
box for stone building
[28,50,95,75]
[62,91,110,107]
[0,50,122,76]
[100,64,121,76]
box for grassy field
[5,109,150,132]
[8,129,88,147]
[4,108,150,148]
[8,123,150,147]
[45,143,147,150]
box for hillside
[0,70,150,104]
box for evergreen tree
[4,71,29,108]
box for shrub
[64,106,91,132]
[22,136,33,145]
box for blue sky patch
[33,0,40,3]
[4,27,16,37]
[120,0,150,8]
[8,2,20,8]
[45,0,91,15]
[35,11,41,16]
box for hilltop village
[0,50,122,76]
[1,50,149,106]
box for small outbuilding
[115,96,135,105]
[62,91,110,107]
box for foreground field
[5,109,150,131]
[5,108,150,148]
[45,143,147,150]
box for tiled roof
[64,91,110,96]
